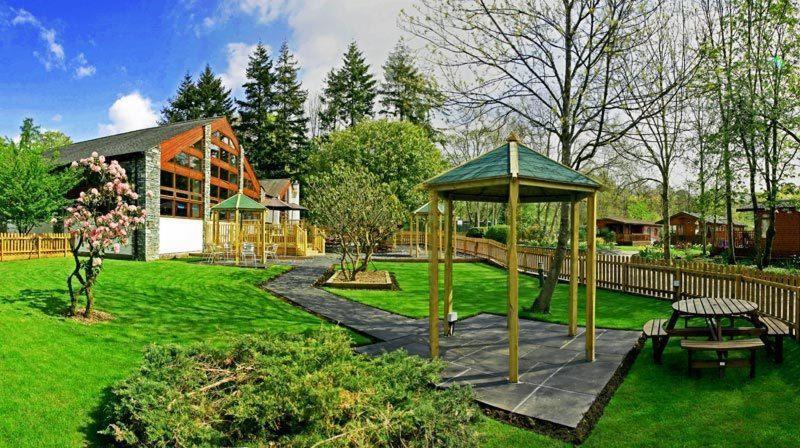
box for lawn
[330,261,673,330]
[0,258,364,448]
[330,261,800,447]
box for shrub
[484,225,509,244]
[465,227,485,238]
[102,329,480,448]
[597,228,616,242]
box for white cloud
[51,114,62,123]
[219,42,261,98]
[11,8,66,71]
[73,53,96,78]
[98,92,159,136]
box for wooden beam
[586,192,597,362]
[569,200,579,337]
[428,190,440,358]
[444,198,454,335]
[507,178,520,382]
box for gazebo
[421,134,602,383]
[409,201,445,257]
[209,193,268,263]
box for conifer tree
[235,43,276,175]
[271,41,309,178]
[160,73,200,124]
[380,40,443,136]
[195,65,235,122]
[319,42,377,131]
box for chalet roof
[738,199,799,212]
[597,216,657,226]
[211,193,266,212]
[259,178,292,198]
[656,211,746,227]
[54,117,219,165]
[262,196,293,210]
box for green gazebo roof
[211,193,266,212]
[423,136,601,203]
[413,201,445,215]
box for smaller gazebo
[210,193,268,263]
[410,201,445,257]
[421,134,602,383]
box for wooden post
[36,235,41,259]
[428,191,440,358]
[444,198,454,335]
[234,210,241,264]
[568,200,579,337]
[586,192,597,362]
[415,215,420,258]
[508,178,520,382]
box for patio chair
[241,242,258,267]
[264,243,279,260]
[203,243,221,264]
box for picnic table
[651,298,765,364]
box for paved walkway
[263,256,641,430]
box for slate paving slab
[263,258,641,431]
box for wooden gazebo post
[428,191,440,358]
[568,199,580,337]
[444,198,454,335]
[507,175,520,381]
[586,192,597,361]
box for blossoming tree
[65,152,146,317]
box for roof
[54,117,219,164]
[656,211,746,227]
[413,201,445,215]
[422,136,601,203]
[211,193,266,212]
[738,199,799,212]
[597,216,658,226]
[259,178,292,198]
[262,196,293,210]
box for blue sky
[1,0,411,142]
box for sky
[0,0,414,142]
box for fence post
[36,235,42,259]
[537,262,544,287]
[795,287,800,341]
[622,262,629,293]
[672,268,682,302]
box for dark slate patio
[357,314,641,429]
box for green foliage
[320,42,378,131]
[0,119,78,233]
[484,225,509,244]
[465,227,485,238]
[236,42,309,180]
[161,66,235,124]
[308,120,444,212]
[597,228,616,242]
[379,40,444,136]
[102,328,479,448]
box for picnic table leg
[654,310,681,364]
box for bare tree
[407,0,682,312]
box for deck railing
[0,233,71,261]
[205,221,324,258]
[393,231,800,338]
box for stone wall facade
[131,146,161,261]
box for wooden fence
[0,233,71,261]
[205,221,324,258]
[395,231,800,338]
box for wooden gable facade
[739,202,800,258]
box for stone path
[263,256,641,430]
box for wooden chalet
[596,217,659,246]
[738,200,800,258]
[657,211,750,248]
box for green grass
[330,261,800,447]
[329,261,673,330]
[0,258,366,448]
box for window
[160,170,203,218]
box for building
[738,200,800,258]
[596,217,660,245]
[656,211,749,248]
[259,178,303,223]
[56,117,261,260]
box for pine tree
[380,40,443,135]
[160,73,200,124]
[195,65,235,122]
[235,43,276,176]
[271,41,309,179]
[319,42,377,131]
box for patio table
[652,298,764,363]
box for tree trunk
[661,176,671,261]
[749,179,763,269]
[531,203,570,313]
[762,206,776,268]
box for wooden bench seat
[643,318,667,338]
[681,338,764,378]
[760,316,790,364]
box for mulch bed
[63,307,114,324]
[325,270,396,290]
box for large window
[160,170,203,218]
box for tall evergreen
[235,43,276,176]
[271,41,309,179]
[195,65,235,122]
[319,42,377,131]
[160,73,200,124]
[161,67,235,124]
[380,40,443,135]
